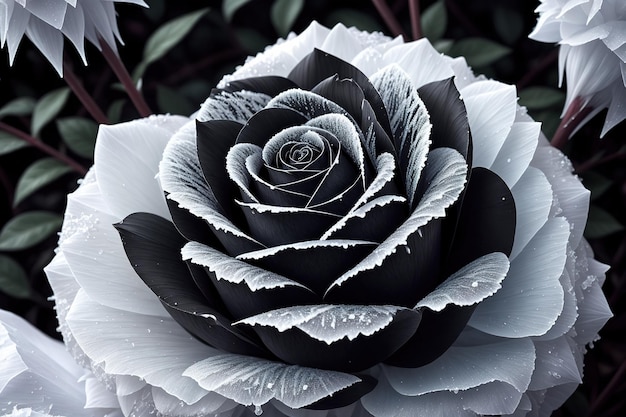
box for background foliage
[0,1,624,415]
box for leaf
[433,39,453,54]
[271,0,304,37]
[31,87,70,137]
[581,171,612,201]
[14,158,73,206]
[493,7,524,45]
[0,254,31,298]
[0,211,63,251]
[223,0,253,21]
[137,8,208,81]
[235,28,272,54]
[0,97,36,119]
[448,38,511,67]
[421,0,447,42]
[519,87,565,110]
[56,117,98,158]
[325,9,383,32]
[0,131,29,156]
[107,99,126,124]
[156,85,196,116]
[585,205,624,239]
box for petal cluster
[0,22,611,417]
[530,0,626,136]
[0,0,147,75]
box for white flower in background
[0,0,147,75]
[530,0,626,137]
[0,22,612,417]
[0,310,122,417]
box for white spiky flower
[530,0,626,137]
[0,0,147,75]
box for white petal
[66,290,212,406]
[382,39,455,89]
[490,122,541,189]
[4,5,29,65]
[24,0,67,29]
[151,387,231,416]
[319,23,366,62]
[573,278,612,346]
[470,217,569,338]
[183,353,361,409]
[384,338,535,395]
[94,115,188,221]
[61,211,168,317]
[415,252,509,312]
[182,241,309,292]
[235,305,407,344]
[84,375,119,409]
[460,381,524,415]
[61,2,86,64]
[528,338,582,391]
[0,310,90,417]
[510,167,553,260]
[362,377,472,417]
[25,17,64,75]
[461,80,517,169]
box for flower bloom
[530,0,626,136]
[0,22,611,417]
[0,0,147,75]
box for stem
[99,40,152,117]
[63,61,110,124]
[587,360,626,416]
[550,96,592,150]
[0,121,87,175]
[408,0,423,40]
[371,0,407,38]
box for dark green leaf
[56,117,99,158]
[271,0,304,37]
[325,9,383,32]
[433,39,453,54]
[519,87,565,110]
[223,0,253,21]
[0,211,62,251]
[493,7,524,45]
[156,85,196,116]
[585,205,624,239]
[0,97,36,119]
[421,0,447,42]
[0,131,29,156]
[142,8,209,69]
[107,99,126,124]
[31,87,70,137]
[14,158,73,206]
[581,171,612,201]
[235,28,272,54]
[0,254,31,298]
[448,38,511,67]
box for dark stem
[587,360,626,416]
[575,148,626,174]
[550,96,592,150]
[0,121,87,175]
[63,61,110,124]
[99,40,152,117]
[516,48,559,90]
[408,0,423,40]
[371,0,407,38]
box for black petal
[288,49,392,138]
[236,108,308,147]
[305,375,377,410]
[166,197,223,249]
[444,167,516,275]
[418,78,472,164]
[218,75,298,96]
[115,212,268,357]
[311,75,365,124]
[238,240,377,295]
[196,120,243,217]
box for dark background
[0,1,624,416]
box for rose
[8,22,604,417]
[530,0,626,137]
